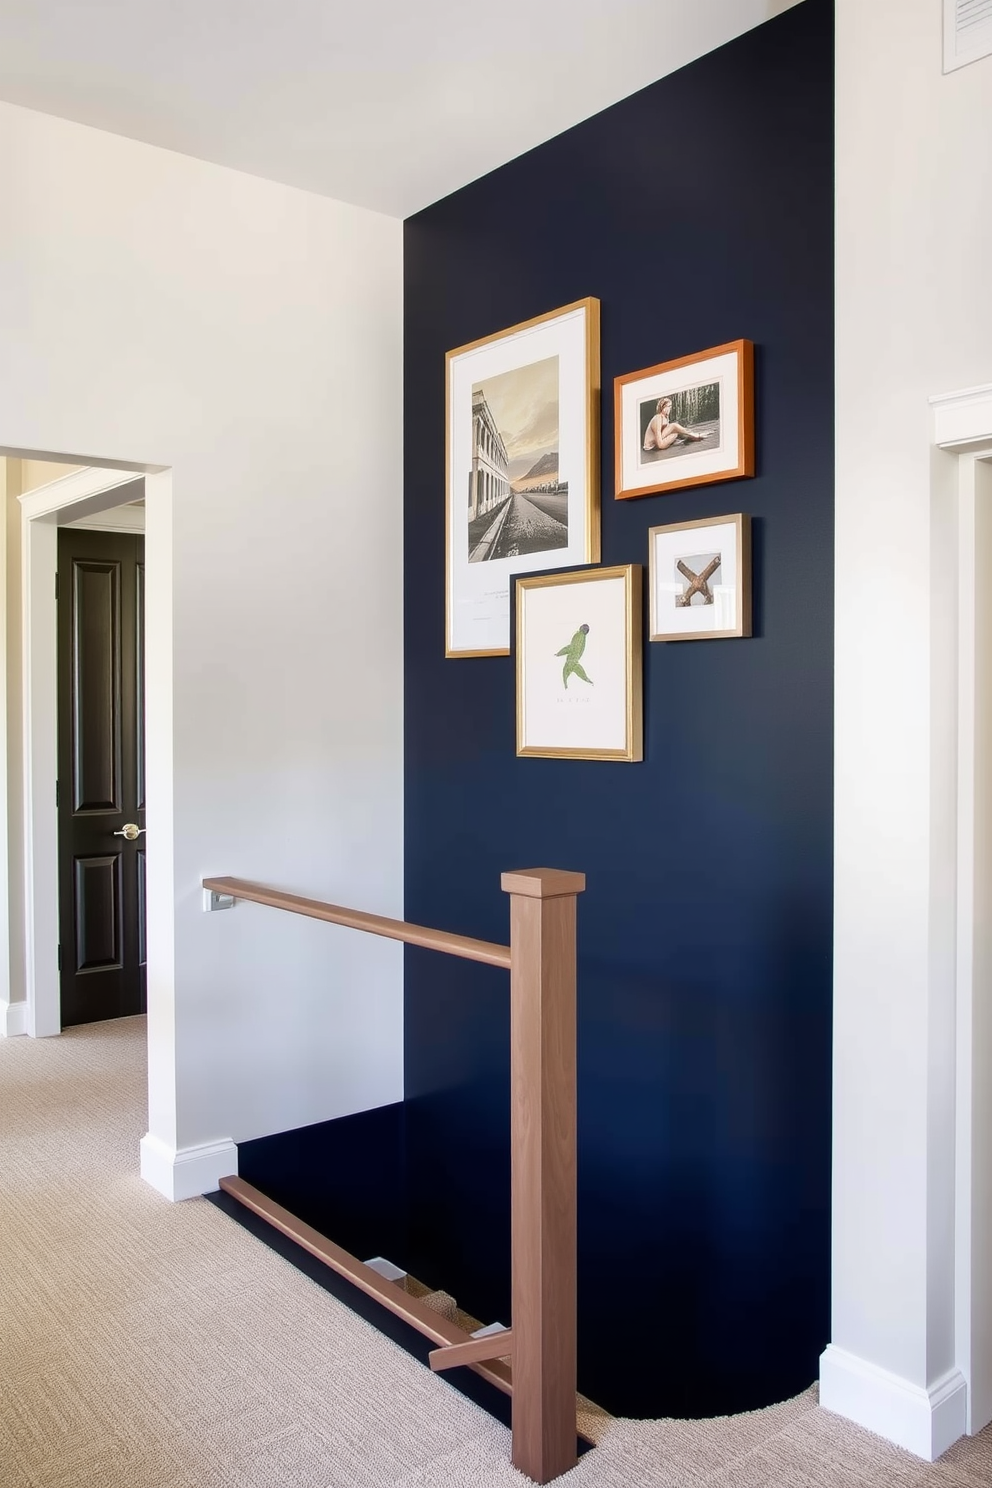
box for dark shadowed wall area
[403,0,834,1419]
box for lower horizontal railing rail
[218,1176,514,1389]
[203,867,586,1486]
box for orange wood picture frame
[614,339,755,501]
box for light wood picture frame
[516,564,642,761]
[614,339,755,502]
[446,298,601,658]
[648,513,751,642]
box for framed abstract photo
[614,339,754,501]
[516,565,642,761]
[648,513,751,642]
[446,298,601,658]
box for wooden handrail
[202,876,510,969]
[205,865,586,1485]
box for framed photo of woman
[614,340,754,501]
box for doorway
[57,522,147,1026]
[12,461,172,1044]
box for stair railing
[202,867,585,1486]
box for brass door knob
[113,823,145,842]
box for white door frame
[17,464,172,1038]
[931,383,992,1437]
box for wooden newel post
[501,867,585,1485]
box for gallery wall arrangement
[448,304,754,763]
[403,0,835,1422]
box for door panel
[58,526,146,1027]
[70,560,122,813]
[73,855,123,972]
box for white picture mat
[448,306,591,654]
[620,349,739,495]
[520,575,628,752]
[650,519,740,637]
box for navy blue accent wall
[404,1,834,1418]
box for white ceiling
[0,0,802,218]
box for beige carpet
[1,1018,990,1488]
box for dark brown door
[57,527,146,1027]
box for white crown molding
[19,464,140,517]
[930,383,992,451]
[18,467,147,532]
[139,1133,238,1202]
[0,1000,28,1037]
[820,1346,968,1461]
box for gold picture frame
[446,298,601,658]
[516,564,642,761]
[614,339,755,502]
[648,513,751,642]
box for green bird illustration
[556,624,593,689]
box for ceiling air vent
[944,0,992,71]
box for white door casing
[932,385,992,1438]
[17,465,157,1037]
[823,384,992,1460]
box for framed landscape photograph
[648,513,751,642]
[516,564,642,761]
[614,339,754,501]
[446,298,600,658]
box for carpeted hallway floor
[1,1017,990,1488]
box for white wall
[18,459,82,492]
[1,456,77,1040]
[0,102,404,1181]
[828,0,992,1458]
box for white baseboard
[820,1344,968,1460]
[140,1133,238,1202]
[1,1000,28,1037]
